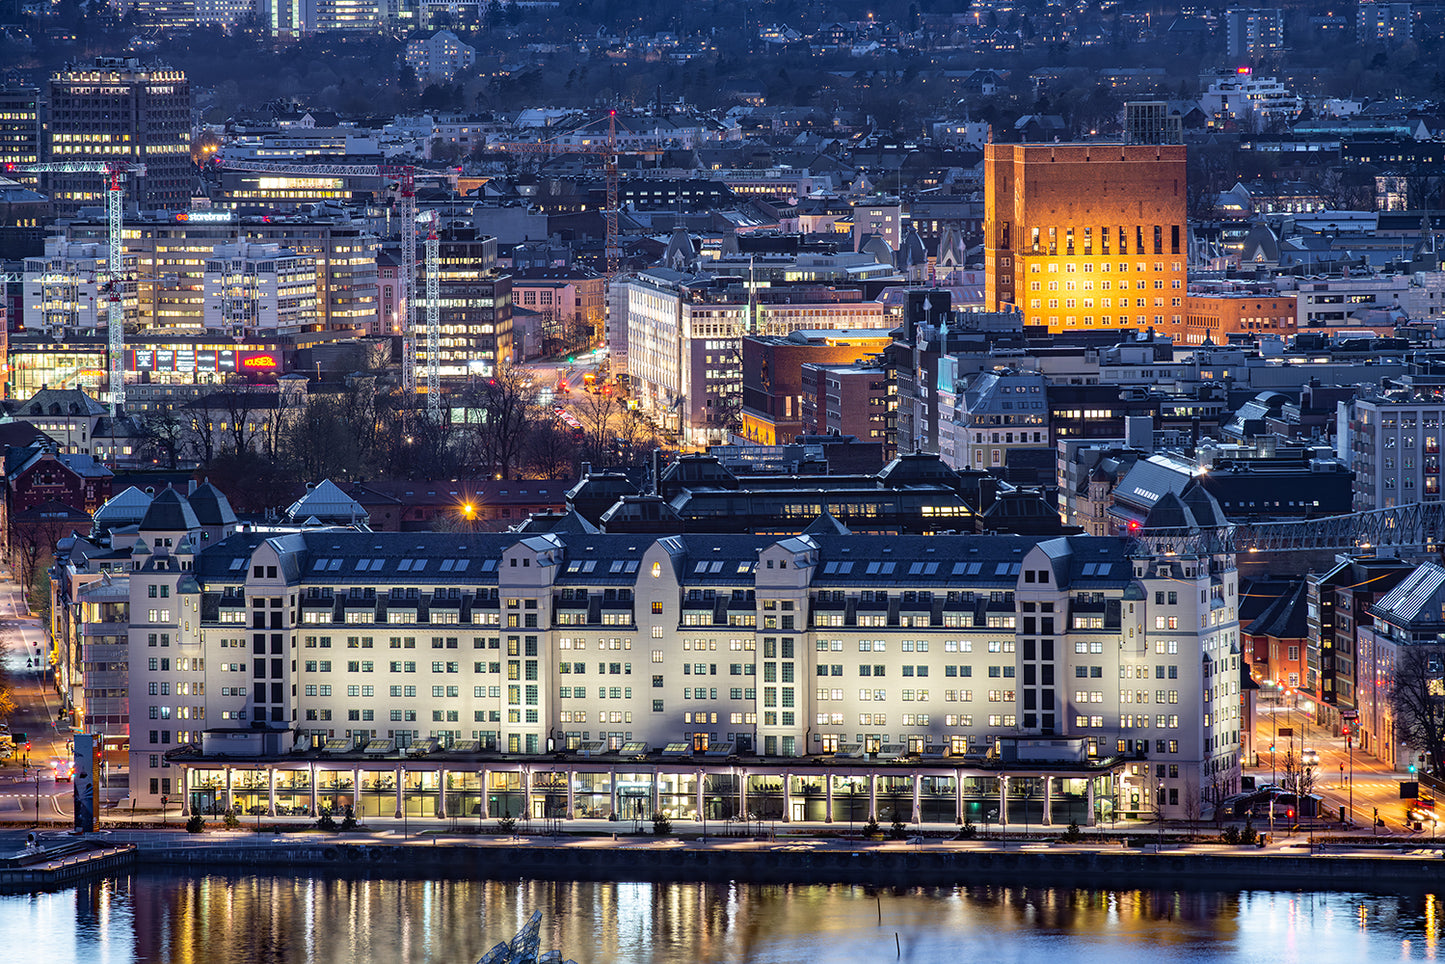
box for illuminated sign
[241,354,278,369]
[176,210,234,223]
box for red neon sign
[241,354,278,369]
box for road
[0,570,73,824]
[1251,699,1419,834]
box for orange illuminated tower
[984,143,1188,337]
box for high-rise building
[47,58,192,215]
[1224,7,1284,62]
[983,143,1188,337]
[0,84,41,188]
[418,227,513,382]
[202,242,319,336]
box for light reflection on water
[1,875,1443,964]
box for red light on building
[241,354,278,369]
[1127,520,1141,532]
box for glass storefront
[316,769,355,815]
[572,771,612,819]
[832,775,869,824]
[530,770,568,820]
[487,770,524,818]
[615,772,653,821]
[359,769,397,818]
[657,772,698,820]
[789,774,827,822]
[274,769,311,816]
[445,770,483,819]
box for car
[1302,748,1320,766]
[51,759,74,782]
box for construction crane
[4,160,145,416]
[417,210,441,424]
[489,111,663,275]
[216,159,420,394]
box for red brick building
[985,142,1188,337]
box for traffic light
[1410,763,1418,775]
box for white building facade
[58,491,1243,819]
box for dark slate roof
[1247,579,1310,639]
[188,482,238,527]
[140,488,201,532]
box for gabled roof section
[286,479,368,524]
[93,485,154,531]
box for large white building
[1200,70,1303,132]
[203,242,319,336]
[55,485,1244,819]
[22,242,141,337]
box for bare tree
[467,367,538,480]
[522,417,580,479]
[281,395,365,482]
[219,382,263,456]
[573,390,622,468]
[1390,645,1445,777]
[187,407,221,468]
[140,405,186,469]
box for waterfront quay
[9,824,1445,892]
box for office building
[1345,378,1445,511]
[419,226,513,383]
[47,59,192,215]
[202,242,320,337]
[983,143,1188,337]
[58,211,378,333]
[0,84,41,188]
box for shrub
[340,806,358,831]
[223,809,240,830]
[889,813,908,840]
[316,809,338,832]
[958,820,977,840]
[1063,820,1082,843]
[496,816,517,834]
[862,816,882,837]
[652,813,672,836]
[185,814,205,834]
[1222,825,1241,844]
[1240,816,1258,846]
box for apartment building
[57,488,1243,818]
[1345,379,1445,511]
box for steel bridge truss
[1138,501,1445,556]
